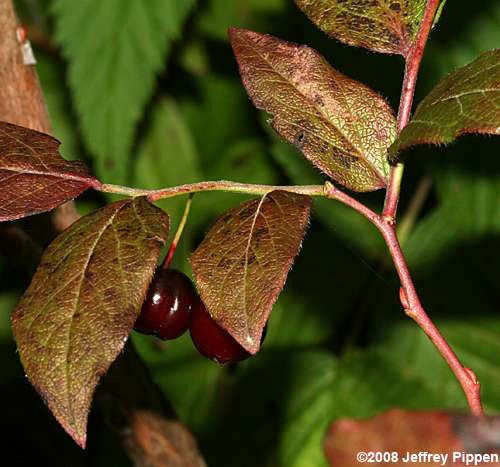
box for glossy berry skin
[135,269,196,340]
[189,299,251,364]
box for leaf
[0,121,98,222]
[279,352,336,467]
[11,197,169,447]
[382,318,500,413]
[181,75,256,169]
[198,0,286,41]
[229,28,395,192]
[279,349,445,467]
[405,175,500,269]
[428,2,500,78]
[52,0,196,184]
[324,409,500,467]
[36,52,81,161]
[294,0,445,57]
[191,190,311,353]
[392,49,500,158]
[334,350,443,420]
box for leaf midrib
[238,33,388,184]
[63,201,129,430]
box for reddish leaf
[392,49,500,158]
[229,28,395,192]
[294,0,445,57]
[324,409,500,467]
[12,197,169,448]
[0,121,99,222]
[191,191,311,354]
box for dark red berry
[189,299,251,364]
[135,269,196,340]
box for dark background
[1,1,499,465]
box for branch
[99,180,327,200]
[383,0,442,221]
[379,223,484,417]
[325,191,484,413]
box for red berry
[135,269,196,340]
[189,299,251,364]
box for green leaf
[294,0,444,57]
[265,291,332,349]
[280,349,444,467]
[392,49,500,158]
[0,122,98,222]
[198,0,286,41]
[405,174,500,268]
[431,2,500,76]
[0,292,17,340]
[279,352,336,467]
[52,0,196,184]
[181,75,257,169]
[36,52,81,161]
[191,191,312,353]
[229,28,395,192]
[334,349,443,419]
[380,320,500,413]
[12,198,169,447]
[443,320,500,411]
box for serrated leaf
[0,121,98,222]
[191,190,311,353]
[52,0,196,184]
[229,28,395,192]
[392,49,500,158]
[12,197,169,447]
[37,52,81,161]
[294,0,445,57]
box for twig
[379,225,483,416]
[99,180,327,200]
[381,0,484,416]
[324,183,484,416]
[163,194,194,270]
[383,0,442,221]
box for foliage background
[1,0,499,465]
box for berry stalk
[162,194,193,270]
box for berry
[189,299,251,364]
[135,268,196,340]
